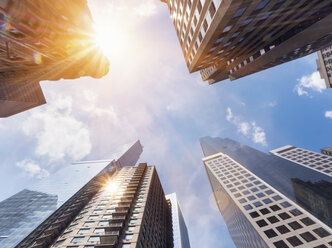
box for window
[124,234,133,240]
[276,225,290,234]
[255,0,269,10]
[300,232,317,242]
[128,226,135,232]
[286,236,303,246]
[270,205,281,211]
[55,240,65,247]
[130,219,137,224]
[300,217,315,226]
[84,221,94,227]
[273,240,289,248]
[88,237,100,243]
[267,216,279,224]
[313,228,330,238]
[264,229,277,238]
[278,212,291,220]
[288,221,303,230]
[233,7,247,18]
[94,228,105,234]
[256,219,268,227]
[122,244,131,248]
[77,229,90,234]
[99,221,109,226]
[71,237,84,243]
[89,215,99,220]
[260,208,270,215]
[223,25,233,33]
[249,211,260,218]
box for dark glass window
[264,229,278,238]
[300,217,315,226]
[299,232,317,242]
[278,212,291,220]
[276,225,290,234]
[267,216,279,224]
[256,219,268,227]
[273,240,289,248]
[260,208,270,215]
[249,211,260,218]
[313,228,330,238]
[286,236,303,246]
[288,221,303,230]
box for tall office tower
[0,140,142,248]
[201,137,332,248]
[161,0,332,84]
[0,81,46,117]
[270,145,332,177]
[321,147,332,157]
[19,163,173,248]
[166,193,191,248]
[317,46,332,88]
[0,0,109,117]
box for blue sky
[0,0,332,247]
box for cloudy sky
[1,0,332,247]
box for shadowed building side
[0,81,45,117]
[162,0,332,84]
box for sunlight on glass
[105,181,119,194]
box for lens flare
[105,181,118,193]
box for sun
[93,22,126,59]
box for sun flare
[93,22,126,59]
[105,181,119,194]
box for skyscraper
[321,147,332,157]
[161,0,332,84]
[166,193,191,248]
[201,137,332,248]
[0,0,109,117]
[0,81,46,117]
[0,140,143,248]
[19,163,174,248]
[316,46,332,88]
[270,145,332,176]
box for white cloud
[268,101,277,107]
[325,111,332,119]
[226,107,267,146]
[83,90,118,122]
[16,159,49,179]
[295,71,326,96]
[252,122,267,146]
[22,94,91,161]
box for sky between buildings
[0,0,331,247]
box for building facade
[316,46,332,88]
[0,81,46,117]
[321,147,332,157]
[166,193,191,248]
[270,145,332,177]
[161,0,332,84]
[20,163,173,248]
[0,0,109,117]
[0,141,143,248]
[201,137,332,248]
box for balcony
[94,235,118,248]
[107,223,123,231]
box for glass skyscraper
[201,136,332,248]
[0,141,143,248]
[166,193,191,248]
